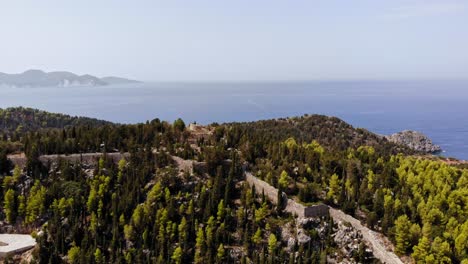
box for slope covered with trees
[0,107,111,138]
[0,112,466,263]
[214,116,467,263]
[221,115,414,161]
[1,117,346,263]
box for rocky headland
[386,130,442,153]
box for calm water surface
[1,81,467,159]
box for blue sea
[1,80,467,160]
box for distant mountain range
[0,70,140,87]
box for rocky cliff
[386,130,441,153]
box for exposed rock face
[332,221,363,257]
[297,228,311,244]
[281,218,331,253]
[386,130,441,153]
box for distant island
[0,69,140,88]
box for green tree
[217,199,225,222]
[206,216,216,248]
[252,228,262,244]
[394,215,412,255]
[327,174,341,202]
[25,180,46,224]
[216,244,225,263]
[67,244,81,264]
[455,220,468,260]
[284,138,297,150]
[268,234,277,255]
[173,118,186,132]
[195,227,206,264]
[455,232,467,260]
[431,237,452,263]
[255,202,268,223]
[178,217,188,246]
[412,236,430,263]
[4,189,16,223]
[367,169,375,190]
[117,158,126,182]
[94,248,103,264]
[12,165,21,182]
[171,246,183,264]
[17,195,26,218]
[278,170,289,190]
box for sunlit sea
[1,80,467,159]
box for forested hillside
[216,117,467,263]
[0,107,111,138]
[221,115,414,160]
[0,112,466,263]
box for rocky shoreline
[385,130,442,153]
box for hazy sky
[1,0,468,81]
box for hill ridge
[0,69,139,87]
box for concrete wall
[9,152,129,168]
[245,172,281,204]
[245,172,329,219]
[304,204,329,218]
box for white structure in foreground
[0,234,36,258]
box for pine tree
[217,200,225,222]
[67,244,81,264]
[394,215,412,255]
[327,173,340,202]
[255,202,268,223]
[206,216,216,249]
[195,227,206,264]
[178,217,188,248]
[94,248,104,264]
[25,180,46,224]
[252,228,262,244]
[278,170,289,190]
[4,189,16,223]
[268,234,277,256]
[171,246,183,264]
[268,234,278,263]
[216,244,225,263]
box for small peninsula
[386,130,442,153]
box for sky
[1,0,468,81]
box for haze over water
[1,80,467,159]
